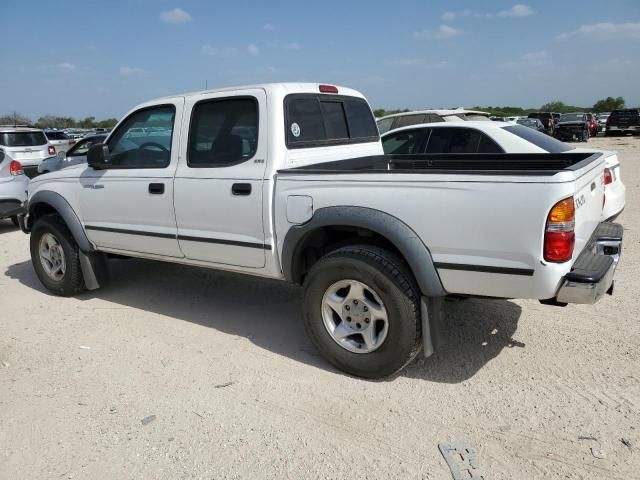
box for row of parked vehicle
[0,83,627,378]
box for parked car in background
[38,134,107,174]
[0,148,28,227]
[552,112,561,126]
[586,113,598,137]
[596,113,610,132]
[381,121,624,221]
[516,117,545,132]
[44,130,75,153]
[0,126,55,178]
[527,112,555,135]
[605,108,640,136]
[376,108,490,134]
[554,113,590,142]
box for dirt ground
[1,136,639,479]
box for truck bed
[278,152,601,176]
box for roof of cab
[142,83,367,105]
[380,120,512,137]
[377,108,491,122]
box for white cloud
[557,22,640,41]
[56,62,77,71]
[119,66,145,76]
[441,9,471,21]
[415,24,463,40]
[160,8,193,24]
[263,23,276,31]
[201,45,237,57]
[384,59,449,69]
[282,42,301,50]
[247,44,260,56]
[497,4,534,18]
[501,51,551,70]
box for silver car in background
[0,126,55,178]
[44,130,75,153]
[38,134,107,174]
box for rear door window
[382,129,427,154]
[425,127,504,153]
[0,131,48,146]
[45,131,69,140]
[285,94,378,148]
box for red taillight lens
[604,168,613,185]
[544,197,575,263]
[544,231,575,262]
[547,119,552,127]
[48,145,56,155]
[319,84,338,94]
[9,160,24,176]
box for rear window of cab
[284,94,378,149]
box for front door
[173,89,268,268]
[80,100,184,258]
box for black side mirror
[87,144,111,170]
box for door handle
[232,183,251,196]
[149,183,165,195]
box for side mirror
[87,144,111,170]
[58,150,66,160]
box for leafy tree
[592,96,624,113]
[0,111,32,126]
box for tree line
[374,96,627,118]
[0,112,118,129]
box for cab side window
[107,106,175,168]
[188,98,258,167]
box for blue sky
[2,0,639,119]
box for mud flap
[79,251,109,291]
[421,297,447,357]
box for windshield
[560,114,585,122]
[0,131,48,147]
[503,125,573,153]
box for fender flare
[281,206,446,297]
[28,191,94,253]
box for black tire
[302,245,421,379]
[10,216,19,228]
[30,214,85,296]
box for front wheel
[30,214,85,296]
[302,245,422,378]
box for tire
[10,216,19,228]
[302,245,421,379]
[30,214,85,296]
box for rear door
[173,89,268,268]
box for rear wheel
[302,245,421,378]
[30,214,85,296]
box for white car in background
[0,148,28,226]
[376,108,490,134]
[381,121,625,221]
[0,126,56,178]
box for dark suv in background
[527,112,556,135]
[606,109,640,136]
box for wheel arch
[281,206,446,297]
[28,191,94,253]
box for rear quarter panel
[275,157,605,300]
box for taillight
[544,197,575,263]
[604,168,613,185]
[319,84,338,94]
[9,160,24,176]
[48,145,56,155]
[547,119,553,127]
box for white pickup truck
[21,83,623,378]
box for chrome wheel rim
[321,279,389,354]
[39,233,66,281]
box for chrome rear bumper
[556,222,623,304]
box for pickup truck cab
[21,83,623,378]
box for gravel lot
[1,136,639,479]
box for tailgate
[572,159,605,258]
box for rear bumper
[555,222,623,304]
[607,125,640,132]
[0,199,26,218]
